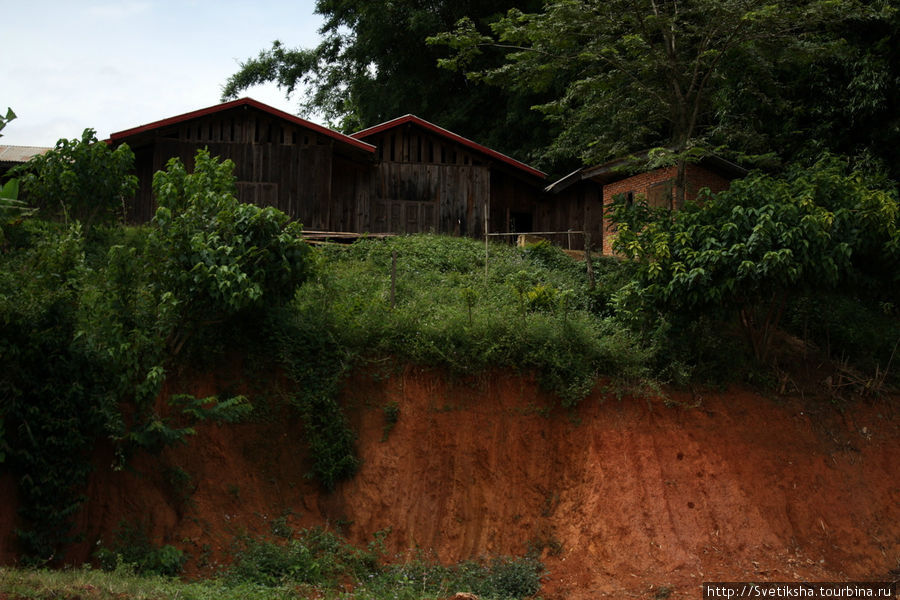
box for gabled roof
[546,153,747,194]
[352,114,546,179]
[109,97,376,154]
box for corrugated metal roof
[0,145,51,163]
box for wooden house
[109,98,376,226]
[108,99,622,252]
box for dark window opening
[510,211,533,233]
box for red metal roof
[109,97,376,154]
[352,114,546,179]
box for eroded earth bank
[2,366,897,599]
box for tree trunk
[674,157,687,210]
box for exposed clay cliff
[1,366,897,599]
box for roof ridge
[352,114,545,179]
[109,97,376,154]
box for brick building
[546,155,747,254]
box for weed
[269,515,294,540]
[382,401,400,441]
[162,465,196,511]
[226,483,240,501]
[94,520,185,577]
[654,584,675,598]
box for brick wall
[601,164,735,255]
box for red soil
[1,366,898,599]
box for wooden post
[584,233,595,289]
[567,229,573,250]
[391,250,397,309]
[484,202,489,282]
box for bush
[226,528,543,600]
[95,521,185,577]
[227,527,376,587]
[12,128,137,229]
[151,149,312,357]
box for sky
[2,1,325,147]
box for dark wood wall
[536,181,603,250]
[120,107,602,250]
[362,125,493,236]
[121,106,365,231]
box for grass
[0,543,544,600]
[294,235,649,407]
[0,526,543,600]
[0,565,304,600]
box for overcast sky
[2,0,325,147]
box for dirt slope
[2,366,898,598]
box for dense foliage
[609,156,900,364]
[296,235,648,406]
[221,0,565,168]
[3,526,544,600]
[434,0,900,179]
[151,150,311,356]
[11,129,138,229]
[0,148,312,563]
[225,527,543,599]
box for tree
[12,129,137,229]
[151,149,312,355]
[712,0,900,180]
[221,0,560,167]
[609,156,900,362]
[432,0,875,201]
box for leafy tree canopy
[714,0,900,179]
[431,0,896,173]
[221,0,563,168]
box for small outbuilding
[0,145,51,179]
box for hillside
[2,365,896,599]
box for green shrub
[787,292,900,380]
[95,521,185,577]
[227,527,376,587]
[12,128,137,229]
[363,552,544,600]
[151,149,312,357]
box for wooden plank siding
[534,181,603,250]
[364,126,493,237]
[118,103,373,231]
[114,100,608,252]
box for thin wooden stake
[484,202,489,282]
[390,250,397,309]
[584,232,595,289]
